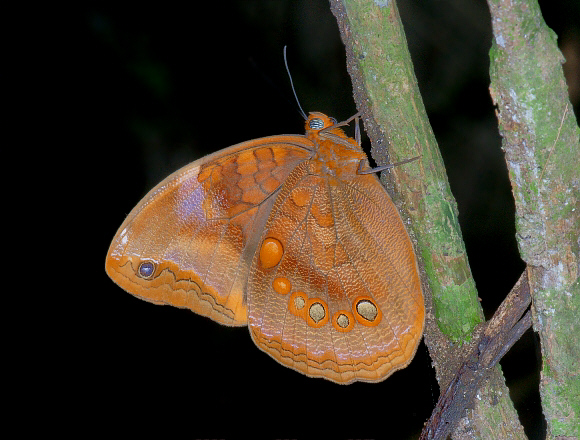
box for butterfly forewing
[106,137,312,326]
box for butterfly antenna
[284,46,308,121]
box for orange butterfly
[105,110,424,384]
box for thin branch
[420,270,532,440]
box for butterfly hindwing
[247,160,424,383]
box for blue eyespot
[138,261,156,279]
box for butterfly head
[305,112,361,155]
[305,112,337,133]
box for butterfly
[105,110,424,384]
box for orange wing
[247,115,424,383]
[106,136,312,326]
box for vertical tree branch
[486,0,580,437]
[329,0,527,437]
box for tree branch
[486,0,580,437]
[329,1,527,437]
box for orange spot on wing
[272,277,292,295]
[259,237,284,268]
[291,187,311,207]
[311,202,334,228]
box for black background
[69,0,578,438]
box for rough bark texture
[329,0,527,438]
[486,0,580,438]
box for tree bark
[486,0,580,438]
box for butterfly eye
[309,118,324,130]
[137,261,156,279]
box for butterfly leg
[319,112,363,148]
[354,114,361,147]
[357,155,421,175]
[326,112,362,132]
